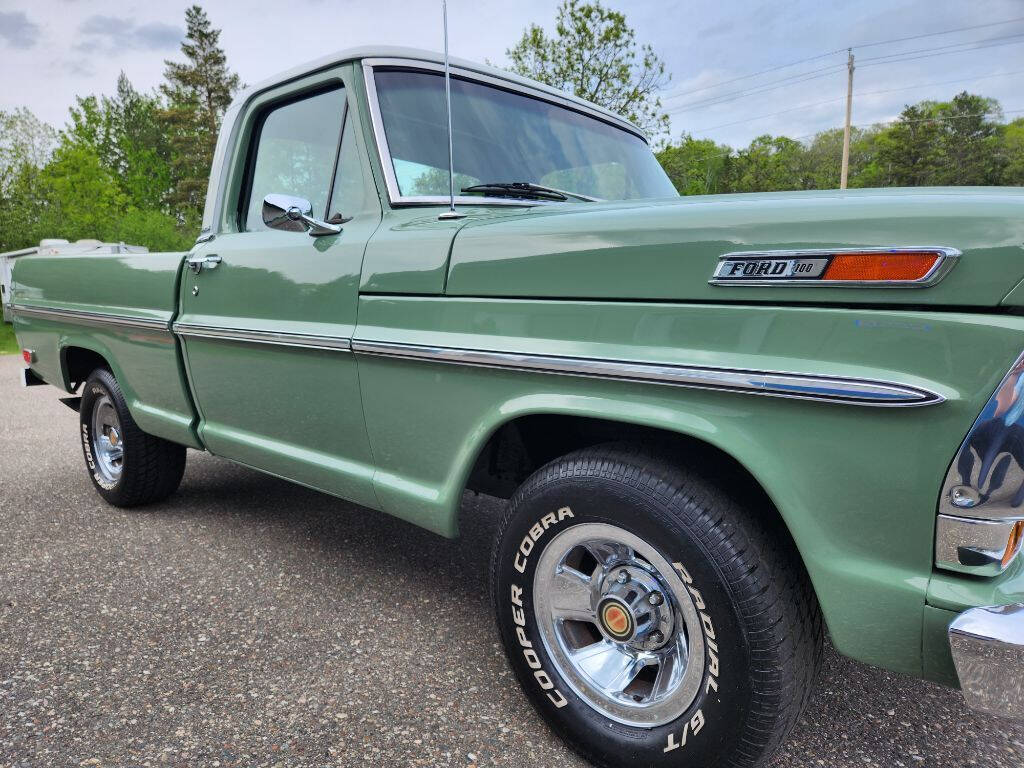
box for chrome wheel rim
[90,394,124,484]
[533,523,705,727]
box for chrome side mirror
[262,193,341,236]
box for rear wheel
[79,368,186,507]
[490,443,822,768]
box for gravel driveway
[1,354,1023,767]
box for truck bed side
[10,251,200,449]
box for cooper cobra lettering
[514,506,575,573]
[509,506,575,708]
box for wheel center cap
[598,597,635,642]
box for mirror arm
[262,193,343,236]
[292,208,342,236]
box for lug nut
[647,592,663,606]
[649,630,664,645]
[616,570,630,584]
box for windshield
[372,68,678,202]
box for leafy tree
[1003,118,1024,185]
[66,74,173,211]
[656,134,730,194]
[161,4,241,221]
[727,135,807,192]
[0,108,55,195]
[36,144,126,242]
[932,92,1003,185]
[0,109,56,250]
[115,208,194,251]
[506,0,670,142]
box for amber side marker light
[1003,521,1024,569]
[822,251,940,282]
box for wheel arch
[61,343,114,391]
[451,397,797,555]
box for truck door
[175,77,382,509]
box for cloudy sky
[1,0,1023,147]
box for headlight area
[936,350,1024,718]
[938,350,1024,576]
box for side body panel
[446,189,1024,307]
[10,252,199,448]
[353,293,1024,676]
[175,64,382,510]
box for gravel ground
[2,354,1023,767]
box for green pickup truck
[10,46,1024,768]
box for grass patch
[0,321,18,355]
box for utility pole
[840,48,855,189]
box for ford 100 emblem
[712,257,828,282]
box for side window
[244,87,347,231]
[327,114,367,219]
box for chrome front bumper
[949,604,1024,718]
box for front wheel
[490,444,822,768]
[79,368,186,507]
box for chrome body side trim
[172,322,352,352]
[9,303,171,332]
[949,604,1024,719]
[361,57,647,209]
[936,514,1024,576]
[709,246,961,287]
[352,339,943,407]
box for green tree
[506,0,671,142]
[0,109,56,250]
[161,4,240,221]
[1003,118,1024,185]
[727,135,807,192]
[656,134,732,194]
[66,74,173,211]
[932,92,1003,185]
[36,144,126,242]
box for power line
[859,35,1024,70]
[667,65,845,114]
[690,69,1024,134]
[663,15,1024,101]
[668,35,1024,116]
[857,31,1024,64]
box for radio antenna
[438,0,465,220]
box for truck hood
[446,187,1024,307]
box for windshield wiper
[461,182,600,202]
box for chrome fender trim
[172,322,352,352]
[351,339,943,407]
[10,303,171,332]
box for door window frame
[236,85,349,232]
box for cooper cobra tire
[490,443,822,768]
[79,368,187,507]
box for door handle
[187,254,222,274]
